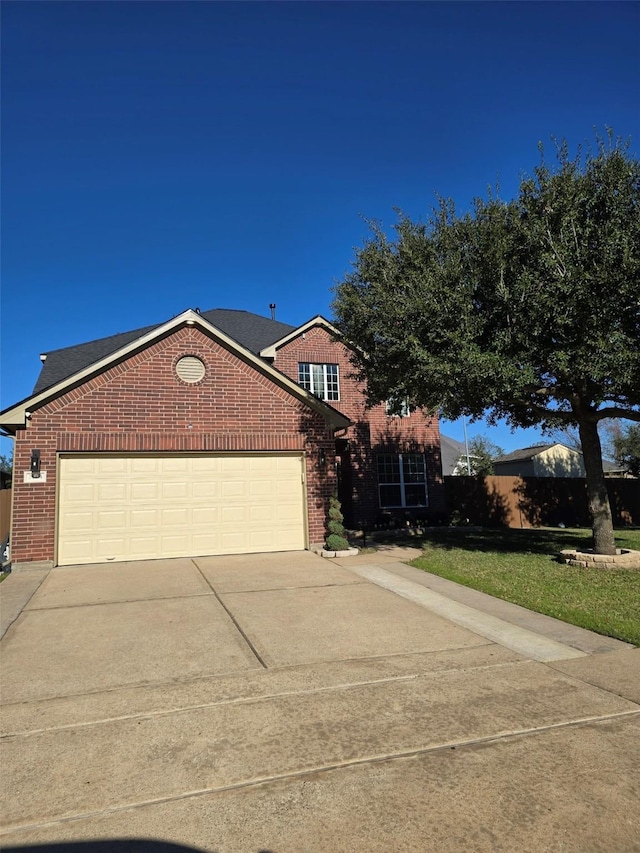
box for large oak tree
[333,135,640,554]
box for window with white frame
[298,363,339,401]
[377,453,428,508]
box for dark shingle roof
[33,309,297,394]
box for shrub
[325,533,350,552]
[327,519,345,536]
[325,495,350,552]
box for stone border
[320,547,359,559]
[559,548,640,570]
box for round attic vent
[176,355,206,384]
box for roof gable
[259,316,341,358]
[494,443,580,464]
[1,310,350,432]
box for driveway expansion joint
[3,708,638,838]
[190,558,268,668]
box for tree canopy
[612,423,640,478]
[456,436,505,476]
[333,133,640,554]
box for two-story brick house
[0,308,444,569]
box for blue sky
[2,1,639,457]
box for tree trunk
[578,418,616,555]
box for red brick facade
[9,318,444,566]
[10,327,336,564]
[273,324,445,527]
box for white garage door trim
[56,453,307,566]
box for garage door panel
[64,484,95,503]
[249,505,275,523]
[161,507,189,526]
[96,537,126,559]
[192,507,219,525]
[130,509,159,527]
[130,458,161,474]
[63,511,94,531]
[99,483,127,501]
[58,454,306,565]
[192,481,220,499]
[222,481,247,499]
[98,458,128,475]
[130,483,159,501]
[221,505,247,523]
[162,481,188,500]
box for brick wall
[11,327,335,564]
[274,325,445,527]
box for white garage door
[57,454,306,566]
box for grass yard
[408,527,640,646]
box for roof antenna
[269,303,276,321]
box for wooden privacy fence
[0,489,11,541]
[444,476,640,529]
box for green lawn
[408,527,640,646]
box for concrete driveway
[1,548,638,852]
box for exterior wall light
[31,449,41,479]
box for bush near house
[325,495,350,552]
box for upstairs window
[386,397,412,417]
[377,453,428,508]
[298,363,339,401]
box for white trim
[1,310,351,432]
[259,315,341,358]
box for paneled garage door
[57,454,306,566]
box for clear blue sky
[2,1,639,457]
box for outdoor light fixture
[318,448,326,467]
[30,449,41,479]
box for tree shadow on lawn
[410,527,592,556]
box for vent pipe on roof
[269,303,276,320]
[39,354,47,362]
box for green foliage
[333,131,640,553]
[456,435,504,475]
[325,533,350,552]
[612,423,640,477]
[0,453,13,475]
[328,504,344,523]
[327,519,346,536]
[409,527,640,645]
[325,495,350,551]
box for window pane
[379,484,402,507]
[377,454,401,483]
[298,363,311,391]
[311,364,325,398]
[325,364,339,400]
[402,454,426,482]
[404,484,427,507]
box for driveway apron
[1,549,638,852]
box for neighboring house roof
[602,458,628,475]
[0,309,350,433]
[34,308,297,394]
[440,434,468,476]
[493,443,573,464]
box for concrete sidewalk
[1,549,638,852]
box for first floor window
[377,453,428,508]
[298,362,339,401]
